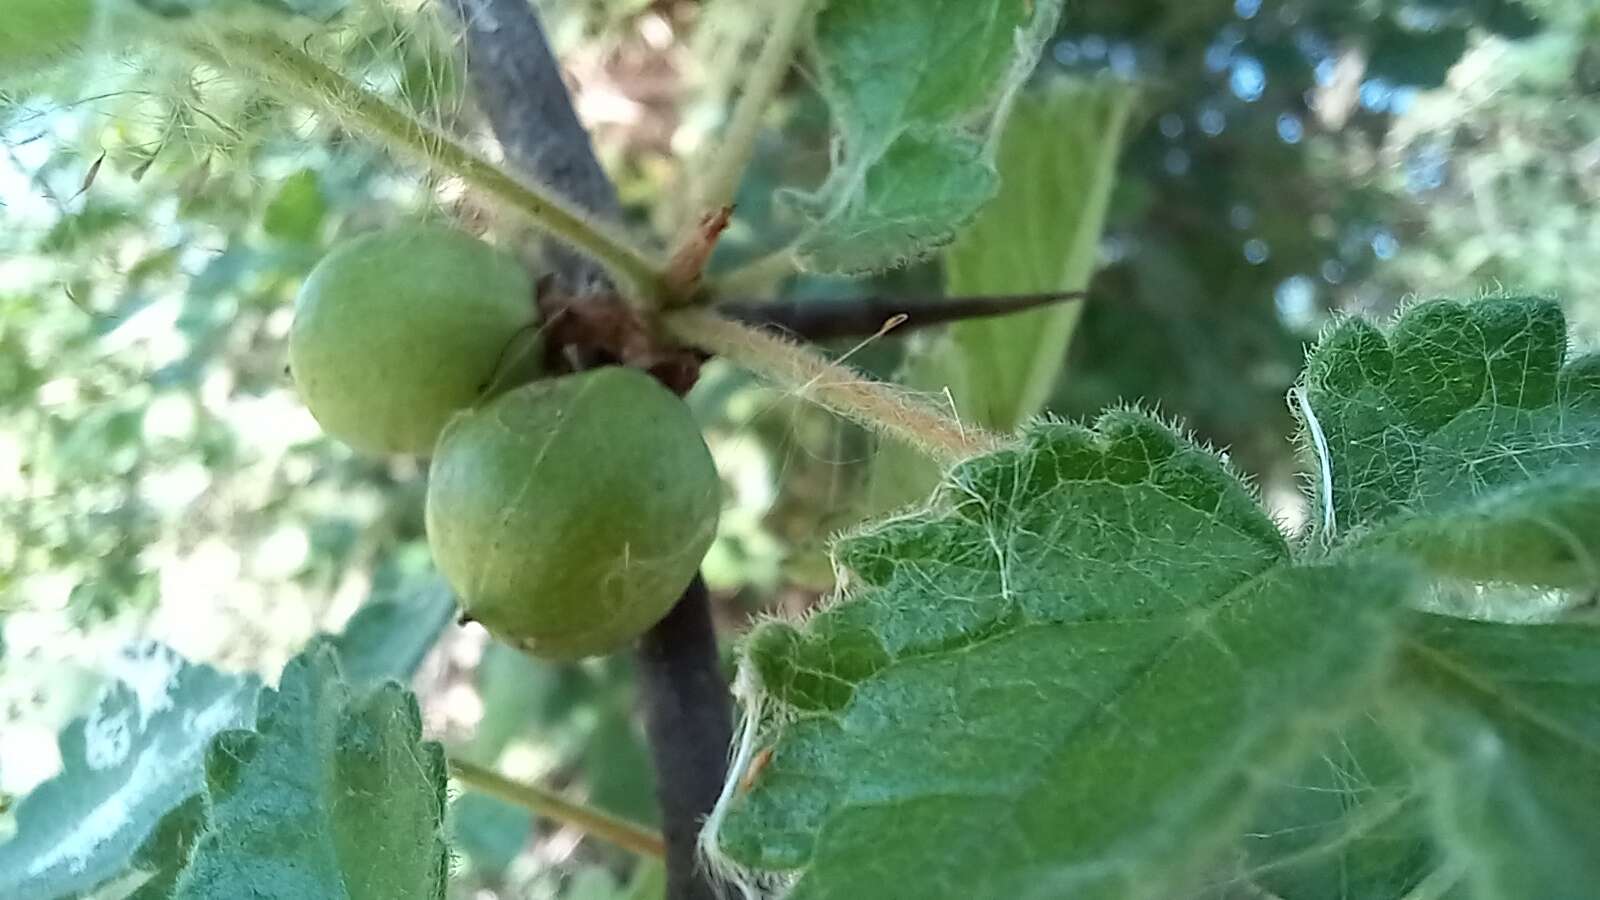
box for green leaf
[172,641,449,900]
[710,416,1408,899]
[792,0,1062,273]
[328,581,456,688]
[1397,615,1600,900]
[0,0,93,78]
[812,0,1037,150]
[1235,716,1435,900]
[262,169,329,244]
[939,80,1135,430]
[866,79,1134,512]
[1301,297,1600,586]
[0,644,257,900]
[793,129,998,275]
[100,795,209,900]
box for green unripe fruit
[3,0,94,76]
[426,367,721,659]
[289,225,537,456]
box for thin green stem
[448,758,666,860]
[196,30,667,299]
[684,0,820,230]
[665,308,1009,463]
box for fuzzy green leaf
[792,130,998,274]
[712,416,1408,899]
[262,169,329,243]
[812,0,1036,150]
[172,641,448,900]
[1232,716,1435,900]
[792,0,1062,273]
[0,644,257,900]
[1397,615,1600,900]
[1302,297,1600,586]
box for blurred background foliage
[1,0,1596,896]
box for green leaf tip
[174,640,449,900]
[711,414,1410,898]
[1301,295,1600,586]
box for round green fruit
[426,367,722,659]
[289,224,537,456]
[3,0,94,76]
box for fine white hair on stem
[1292,385,1337,537]
[665,308,1010,465]
[697,662,768,900]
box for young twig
[447,758,666,860]
[682,0,821,230]
[197,30,667,299]
[663,205,735,302]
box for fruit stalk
[447,759,666,860]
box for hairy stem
[684,0,820,230]
[448,758,666,859]
[635,576,734,900]
[199,30,666,297]
[666,308,1010,463]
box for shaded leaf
[0,644,257,900]
[329,579,456,688]
[1367,26,1471,88]
[1397,615,1600,900]
[261,169,329,244]
[1233,716,1435,900]
[793,129,997,274]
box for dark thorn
[716,289,1090,342]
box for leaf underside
[792,0,1062,273]
[0,644,258,900]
